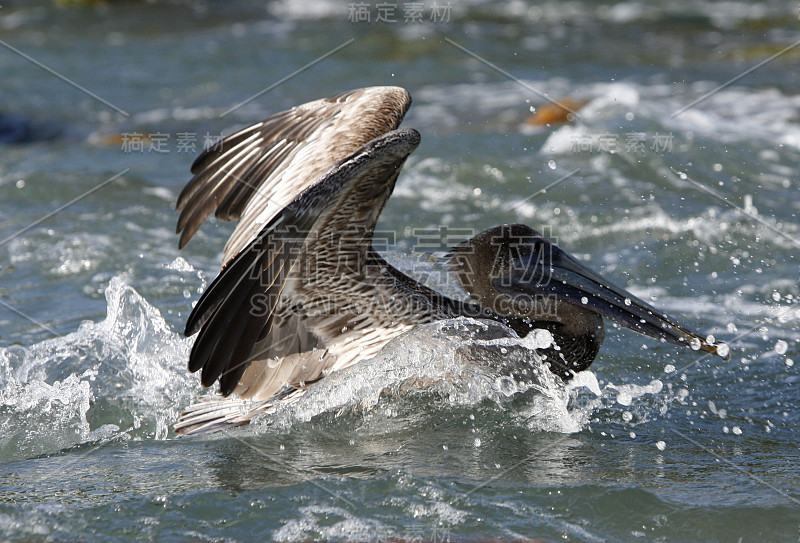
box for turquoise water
[1,1,799,540]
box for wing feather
[188,121,266,175]
[175,86,411,264]
[184,128,422,399]
[177,131,263,215]
[177,143,265,247]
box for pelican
[174,86,728,434]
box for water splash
[259,319,600,435]
[2,278,692,458]
[0,277,198,460]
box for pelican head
[450,224,728,377]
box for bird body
[174,87,727,435]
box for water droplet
[16,179,25,189]
[689,337,702,351]
[616,391,632,406]
[775,339,788,355]
[496,376,518,396]
[786,359,794,367]
[581,296,588,305]
[772,291,782,301]
[474,438,481,447]
[664,364,676,374]
[547,159,556,170]
[624,298,632,306]
[442,444,448,451]
[629,431,636,438]
[727,322,737,333]
[732,426,742,435]
[716,343,730,358]
[656,441,666,451]
[622,411,633,422]
[706,334,715,344]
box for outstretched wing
[184,129,423,398]
[176,86,411,266]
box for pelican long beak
[495,241,730,360]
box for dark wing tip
[189,147,214,175]
[219,368,244,396]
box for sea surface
[1,1,799,541]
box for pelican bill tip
[702,340,731,361]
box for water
[2,0,799,540]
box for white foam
[254,318,600,436]
[1,271,710,456]
[164,256,195,273]
[0,277,199,459]
[0,362,93,458]
[272,505,391,542]
[534,79,800,155]
[567,370,602,397]
[267,0,342,20]
[232,310,701,437]
[8,233,115,277]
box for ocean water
[1,0,799,541]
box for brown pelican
[174,86,728,434]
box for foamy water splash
[2,277,691,460]
[0,277,198,460]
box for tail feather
[174,388,306,435]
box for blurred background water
[1,0,799,541]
